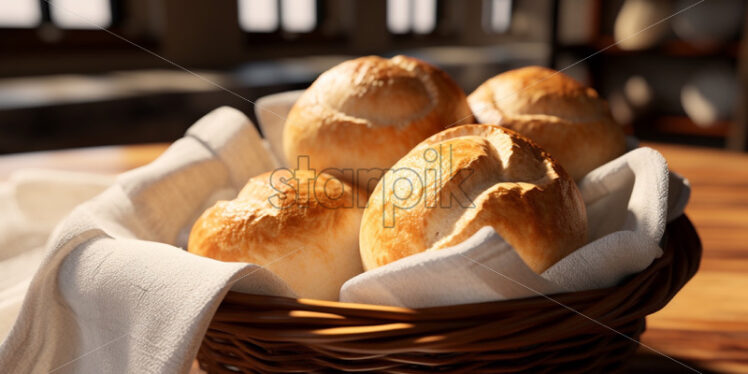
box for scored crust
[360,124,588,273]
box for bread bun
[468,66,625,180]
[188,170,365,300]
[283,55,474,191]
[360,124,587,273]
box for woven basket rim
[198,215,701,373]
[220,214,700,316]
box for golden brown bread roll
[188,170,365,300]
[468,66,626,180]
[283,55,474,191]
[359,124,587,273]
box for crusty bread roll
[360,124,587,274]
[283,55,474,191]
[468,66,625,180]
[188,170,365,300]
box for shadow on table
[626,353,717,373]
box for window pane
[412,0,436,34]
[0,0,41,28]
[387,0,410,34]
[487,0,511,33]
[239,0,279,32]
[50,0,112,29]
[281,0,316,33]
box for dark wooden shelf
[549,0,747,150]
[559,36,740,59]
[652,116,731,138]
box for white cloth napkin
[0,107,295,374]
[254,90,305,167]
[0,101,690,373]
[0,170,113,342]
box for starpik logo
[267,144,476,227]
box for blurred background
[0,0,746,154]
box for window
[281,0,316,33]
[239,0,278,32]
[238,0,317,33]
[483,0,512,34]
[387,0,437,35]
[50,0,113,29]
[0,0,41,28]
[0,0,113,29]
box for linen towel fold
[0,169,113,342]
[0,107,294,374]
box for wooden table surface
[1,142,747,373]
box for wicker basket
[196,215,701,373]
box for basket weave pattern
[197,215,701,373]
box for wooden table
[635,144,748,374]
[1,142,747,373]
